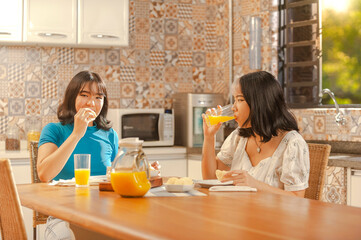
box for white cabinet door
[0,0,23,42]
[147,154,187,177]
[78,0,129,47]
[24,0,77,45]
[158,158,187,177]
[188,154,203,180]
[350,169,361,208]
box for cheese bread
[215,169,228,181]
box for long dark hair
[57,71,111,130]
[236,71,298,142]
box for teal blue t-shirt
[39,122,119,181]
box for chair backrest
[29,141,40,183]
[29,140,48,232]
[305,143,331,200]
[0,158,27,240]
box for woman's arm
[37,134,81,182]
[37,108,96,182]
[223,170,305,197]
[201,114,230,179]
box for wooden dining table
[17,183,361,240]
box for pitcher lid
[118,137,144,147]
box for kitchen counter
[0,145,186,159]
[0,140,29,159]
[187,147,220,155]
[328,153,361,169]
[143,146,186,155]
[3,143,360,170]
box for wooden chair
[29,141,48,240]
[305,143,331,200]
[0,158,27,240]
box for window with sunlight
[322,0,361,104]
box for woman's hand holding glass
[73,108,96,138]
[202,106,223,137]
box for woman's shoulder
[44,122,71,130]
[97,126,118,138]
[282,130,308,148]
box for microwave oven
[107,108,174,147]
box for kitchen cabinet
[188,154,203,180]
[6,0,128,47]
[0,0,23,42]
[144,147,187,177]
[24,0,77,45]
[347,168,361,208]
[78,0,129,47]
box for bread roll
[215,169,228,181]
[166,177,193,185]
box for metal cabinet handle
[351,170,361,176]
[38,33,67,38]
[0,32,11,35]
[90,34,119,39]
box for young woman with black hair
[38,70,118,182]
[202,71,310,197]
[37,71,119,240]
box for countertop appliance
[173,93,225,148]
[107,108,174,147]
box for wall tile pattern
[232,0,278,79]
[321,166,347,205]
[1,0,230,140]
[292,108,361,205]
[292,108,361,142]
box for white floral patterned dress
[217,130,310,191]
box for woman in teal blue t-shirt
[38,71,118,182]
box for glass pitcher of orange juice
[111,138,151,197]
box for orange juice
[27,130,41,150]
[208,116,235,125]
[111,171,151,197]
[75,169,90,186]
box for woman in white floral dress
[202,71,310,197]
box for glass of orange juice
[27,130,41,149]
[205,104,235,127]
[74,154,91,187]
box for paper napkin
[209,186,257,192]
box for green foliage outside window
[322,0,361,104]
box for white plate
[164,184,194,192]
[194,179,233,188]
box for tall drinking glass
[74,154,91,187]
[204,104,235,127]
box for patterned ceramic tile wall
[232,0,278,79]
[322,166,347,205]
[292,108,361,205]
[292,108,361,142]
[0,0,231,140]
